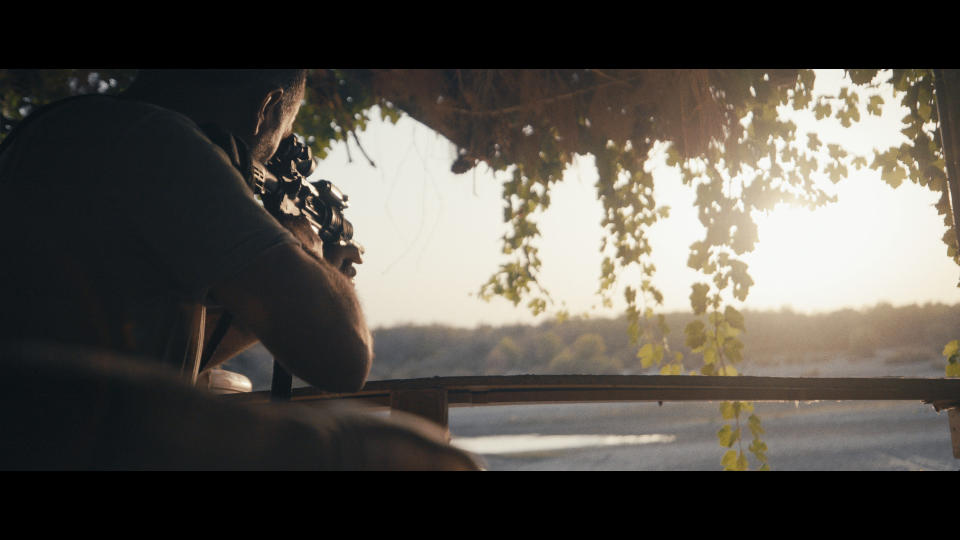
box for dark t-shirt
[0,95,298,366]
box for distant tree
[528,331,565,370]
[484,336,522,374]
[847,325,879,359]
[549,333,622,374]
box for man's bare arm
[208,243,372,392]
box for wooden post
[949,409,960,460]
[933,70,960,460]
[933,70,960,265]
[390,389,449,440]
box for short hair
[130,69,308,108]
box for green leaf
[721,450,738,470]
[827,143,847,160]
[948,362,960,378]
[825,163,848,184]
[702,344,717,365]
[918,100,932,122]
[637,343,655,367]
[717,425,739,447]
[723,338,745,364]
[687,241,715,273]
[720,322,743,340]
[659,363,683,375]
[881,164,907,188]
[901,120,922,141]
[690,283,710,315]
[749,439,768,454]
[943,340,959,358]
[720,401,736,419]
[847,69,878,85]
[813,101,832,120]
[867,95,884,116]
[685,320,707,352]
[624,285,637,305]
[724,306,746,331]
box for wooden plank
[223,375,960,406]
[933,69,960,253]
[219,374,960,461]
[390,389,449,428]
[950,409,960,460]
[356,375,960,401]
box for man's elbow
[322,329,373,393]
[277,326,372,393]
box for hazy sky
[310,70,960,329]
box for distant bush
[884,347,936,365]
[484,336,522,374]
[847,325,878,358]
[548,334,623,374]
[218,302,960,382]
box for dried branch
[351,130,376,168]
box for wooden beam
[222,374,960,460]
[933,69,960,256]
[950,409,960,459]
[223,374,960,407]
[390,389,449,440]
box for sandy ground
[232,347,959,470]
[448,355,957,471]
[448,399,956,471]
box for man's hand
[323,241,363,281]
[278,215,362,282]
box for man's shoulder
[3,95,220,181]
[47,95,228,173]
[48,95,202,138]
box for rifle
[200,129,362,401]
[253,135,363,260]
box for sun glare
[742,169,957,312]
[319,70,960,328]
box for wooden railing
[223,374,960,459]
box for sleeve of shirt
[101,107,300,299]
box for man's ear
[253,88,285,136]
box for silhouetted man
[0,70,480,470]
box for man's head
[123,69,309,161]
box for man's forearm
[209,243,373,393]
[283,254,373,386]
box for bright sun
[742,171,956,312]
